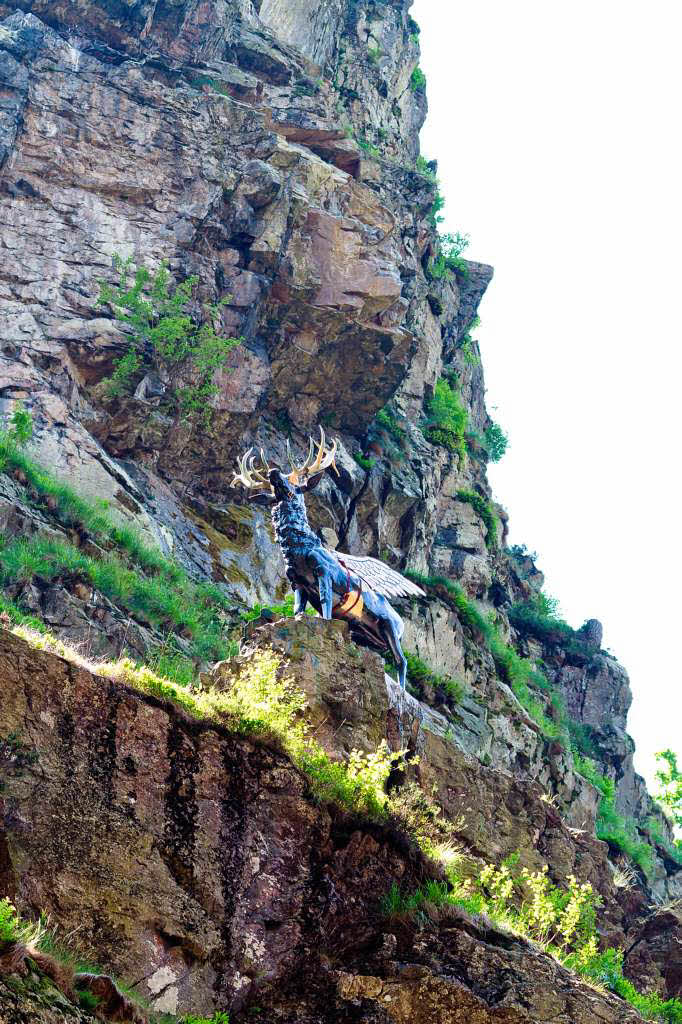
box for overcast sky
[411,0,681,794]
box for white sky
[412,0,681,795]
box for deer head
[232,427,339,499]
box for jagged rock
[579,617,603,647]
[625,902,682,1000]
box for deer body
[232,430,424,689]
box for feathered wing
[333,552,426,600]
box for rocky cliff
[0,1,680,1022]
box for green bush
[98,255,240,429]
[368,406,408,461]
[508,593,575,642]
[645,816,682,866]
[0,897,23,944]
[428,232,470,280]
[353,452,376,471]
[391,650,464,708]
[424,377,468,460]
[415,155,437,182]
[570,945,682,1022]
[6,403,33,447]
[385,856,601,959]
[484,421,508,462]
[240,594,315,622]
[385,856,682,1022]
[410,66,426,91]
[456,489,498,550]
[655,749,682,830]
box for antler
[232,428,338,491]
[231,448,272,491]
[287,426,338,486]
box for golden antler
[232,428,338,491]
[231,448,271,490]
[287,427,338,486]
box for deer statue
[231,428,425,689]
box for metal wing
[333,552,426,600]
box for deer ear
[302,472,324,492]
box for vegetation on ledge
[384,855,682,1023]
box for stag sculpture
[232,428,425,688]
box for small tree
[655,749,682,833]
[5,403,33,447]
[98,255,240,433]
[484,421,508,462]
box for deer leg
[293,587,308,615]
[384,619,408,690]
[318,572,333,619]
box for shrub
[353,452,376,471]
[424,377,468,460]
[6,403,33,447]
[483,421,508,462]
[654,749,682,830]
[368,406,408,461]
[570,945,682,1022]
[389,650,464,709]
[508,594,575,642]
[367,44,381,63]
[428,232,470,280]
[98,255,240,431]
[0,897,22,944]
[384,855,602,961]
[374,407,406,443]
[415,155,437,182]
[357,136,380,158]
[410,66,426,91]
[456,489,498,550]
[387,781,462,862]
[645,816,682,866]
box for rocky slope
[0,0,680,1021]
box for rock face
[0,626,661,1021]
[0,0,680,1020]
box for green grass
[0,534,234,669]
[0,430,195,584]
[240,594,315,622]
[403,651,464,707]
[572,755,654,876]
[571,946,682,1023]
[407,569,663,875]
[424,377,468,461]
